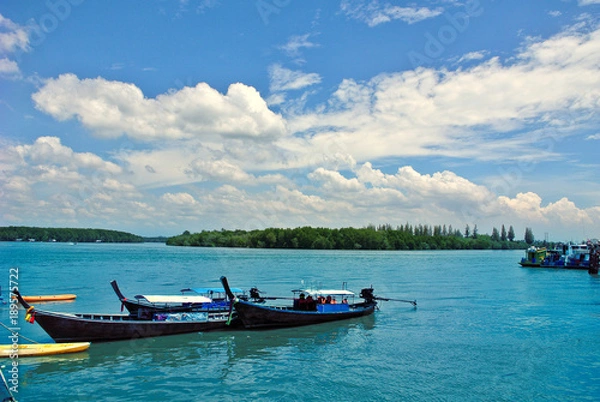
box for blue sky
[1,0,599,240]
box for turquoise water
[1,242,599,401]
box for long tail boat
[110,280,245,317]
[12,290,237,343]
[220,276,381,329]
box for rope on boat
[0,321,40,344]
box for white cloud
[269,64,322,92]
[0,57,19,77]
[0,137,149,230]
[308,167,363,192]
[0,14,29,53]
[3,136,599,239]
[161,192,197,205]
[32,74,287,141]
[456,51,488,63]
[497,193,591,229]
[353,163,491,214]
[302,164,600,240]
[14,136,122,174]
[0,14,29,79]
[586,133,600,140]
[111,139,295,191]
[278,34,319,59]
[579,0,600,5]
[288,25,600,163]
[186,158,253,182]
[340,0,443,26]
[3,21,600,239]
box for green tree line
[167,224,531,250]
[0,226,144,243]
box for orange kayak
[20,294,77,302]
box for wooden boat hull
[232,300,377,329]
[12,289,238,343]
[29,310,235,343]
[21,294,76,302]
[0,342,90,357]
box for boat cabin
[521,246,547,266]
[291,288,356,312]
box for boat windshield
[134,295,212,304]
[292,289,355,297]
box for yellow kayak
[0,342,90,357]
[19,294,77,302]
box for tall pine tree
[508,226,515,242]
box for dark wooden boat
[13,290,236,343]
[220,276,378,329]
[110,280,244,317]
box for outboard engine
[249,287,266,303]
[359,287,375,303]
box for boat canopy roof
[292,288,356,297]
[187,287,244,295]
[134,295,212,304]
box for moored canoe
[19,294,77,302]
[0,342,90,357]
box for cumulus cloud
[110,139,294,191]
[161,192,197,205]
[186,158,253,182]
[32,74,287,141]
[308,167,363,192]
[0,137,147,229]
[340,0,443,26]
[3,135,598,239]
[13,136,122,174]
[303,164,600,239]
[498,193,591,228]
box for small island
[0,226,144,243]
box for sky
[0,0,599,240]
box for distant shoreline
[166,226,535,251]
[0,226,145,243]
[1,225,550,250]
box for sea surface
[1,242,599,401]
